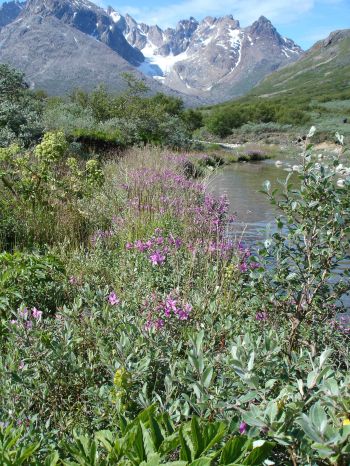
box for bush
[0,251,65,316]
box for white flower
[335,132,344,145]
[307,126,316,138]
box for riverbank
[1,143,349,464]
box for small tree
[252,128,350,352]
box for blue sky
[110,0,350,49]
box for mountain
[0,0,24,28]
[243,28,350,102]
[0,0,303,102]
[115,13,303,102]
[0,0,203,102]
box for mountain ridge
[0,0,304,102]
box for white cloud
[117,0,316,28]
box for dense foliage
[0,65,43,147]
[0,123,350,464]
[0,64,350,465]
[205,101,310,137]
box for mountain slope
[0,0,24,28]
[0,0,304,103]
[116,13,303,102]
[245,29,350,102]
[0,14,138,94]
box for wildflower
[69,276,78,285]
[125,242,133,250]
[108,291,120,306]
[256,311,268,321]
[249,262,261,270]
[25,321,33,330]
[10,319,17,325]
[18,307,28,319]
[343,418,350,426]
[239,421,247,434]
[135,240,147,252]
[155,318,165,329]
[31,307,42,320]
[239,262,248,273]
[150,250,166,266]
[19,361,25,370]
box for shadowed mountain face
[0,0,304,102]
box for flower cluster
[126,229,182,267]
[108,291,120,306]
[10,306,43,329]
[143,291,193,332]
[90,229,114,246]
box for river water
[208,157,350,311]
[208,158,282,243]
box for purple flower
[256,311,268,321]
[25,321,33,330]
[31,307,42,320]
[249,262,261,270]
[18,307,28,319]
[69,276,78,285]
[125,242,133,250]
[239,421,248,434]
[239,262,248,273]
[150,251,166,266]
[135,240,147,252]
[108,292,120,306]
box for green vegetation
[202,31,350,142]
[0,64,350,465]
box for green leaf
[220,437,248,464]
[179,425,193,462]
[148,415,164,451]
[44,451,60,466]
[189,458,212,466]
[191,417,205,459]
[241,441,274,465]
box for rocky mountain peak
[0,0,304,103]
[0,0,24,28]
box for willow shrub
[0,137,349,465]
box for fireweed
[1,145,349,466]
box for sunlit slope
[245,30,350,103]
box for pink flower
[239,262,248,273]
[31,307,42,320]
[19,361,25,370]
[108,292,120,306]
[239,421,247,434]
[149,251,166,266]
[69,276,78,285]
[125,242,133,250]
[18,307,28,319]
[256,311,268,321]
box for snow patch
[138,41,189,78]
[281,47,290,58]
[228,29,243,71]
[110,11,121,23]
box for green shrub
[0,251,65,316]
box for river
[208,156,350,311]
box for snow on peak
[139,40,189,77]
[109,10,121,23]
